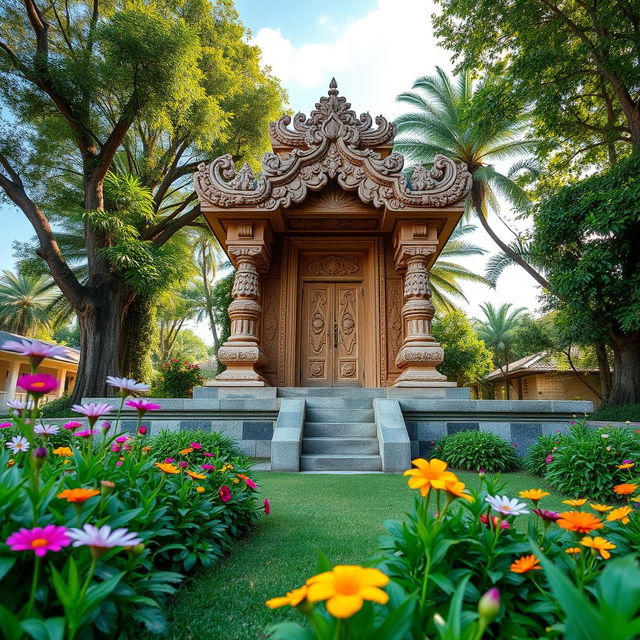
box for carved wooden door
[300,282,363,386]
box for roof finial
[328,77,338,96]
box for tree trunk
[595,341,612,405]
[607,334,640,406]
[120,296,157,384]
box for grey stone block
[400,399,479,413]
[192,386,219,399]
[219,399,246,411]
[405,421,418,440]
[387,387,471,399]
[479,422,511,439]
[304,397,375,409]
[542,422,572,436]
[418,440,435,458]
[306,408,374,422]
[210,421,242,439]
[148,420,179,434]
[119,420,150,434]
[236,440,256,456]
[510,423,543,458]
[243,421,274,440]
[374,399,411,473]
[180,420,212,432]
[255,439,272,458]
[476,400,555,413]
[551,400,593,414]
[241,399,279,412]
[303,437,379,455]
[304,422,376,437]
[217,387,277,399]
[184,399,221,411]
[271,398,304,472]
[300,454,382,472]
[447,422,479,435]
[410,441,419,458]
[417,422,447,442]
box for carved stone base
[213,345,270,386]
[393,343,447,386]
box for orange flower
[580,536,616,559]
[510,554,541,574]
[519,489,549,503]
[563,498,587,507]
[53,447,73,457]
[403,458,457,497]
[444,479,474,502]
[155,462,180,474]
[590,504,613,513]
[266,585,308,609]
[607,506,633,524]
[196,486,205,494]
[57,488,100,503]
[565,547,581,555]
[617,463,635,470]
[179,448,193,455]
[557,511,604,534]
[186,470,207,480]
[614,483,638,495]
[7,459,15,467]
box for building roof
[0,330,80,365]
[485,351,599,381]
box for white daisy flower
[106,376,150,395]
[6,436,30,454]
[6,399,34,416]
[34,424,60,436]
[485,495,529,516]
[67,524,142,549]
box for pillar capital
[393,221,438,271]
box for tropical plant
[437,430,519,472]
[474,302,526,398]
[152,360,205,398]
[0,270,58,336]
[394,67,550,290]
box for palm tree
[0,271,58,336]
[474,302,526,399]
[430,223,491,311]
[395,67,551,290]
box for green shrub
[152,359,205,397]
[40,394,73,418]
[438,430,519,472]
[544,422,640,500]
[524,432,563,477]
[589,402,640,422]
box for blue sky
[0,0,541,333]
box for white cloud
[317,13,330,26]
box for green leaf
[21,618,65,640]
[0,605,23,640]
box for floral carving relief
[306,255,360,277]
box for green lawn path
[166,471,566,640]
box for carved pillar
[393,224,448,386]
[213,222,272,386]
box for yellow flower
[306,565,389,618]
[444,479,474,502]
[617,463,635,470]
[563,498,587,507]
[179,448,193,455]
[53,446,73,457]
[195,486,205,494]
[403,458,457,497]
[565,547,582,555]
[186,470,207,480]
[266,585,308,609]
[590,504,614,513]
[155,462,180,474]
[631,497,640,503]
[580,536,616,559]
[607,506,633,524]
[232,478,240,484]
[519,489,549,503]
[614,483,638,495]
[510,555,541,574]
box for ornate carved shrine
[195,80,471,387]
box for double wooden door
[300,282,363,386]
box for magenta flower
[219,486,232,503]
[101,421,111,433]
[2,340,68,369]
[115,460,123,467]
[74,429,96,438]
[0,422,12,429]
[72,402,114,425]
[111,444,121,453]
[6,525,70,557]
[115,436,128,444]
[264,498,271,515]
[106,376,150,396]
[190,442,202,450]
[125,399,160,416]
[202,452,215,458]
[243,477,258,490]
[62,421,83,431]
[165,457,175,463]
[201,464,216,471]
[177,460,188,469]
[138,425,148,436]
[545,455,553,464]
[532,509,560,522]
[17,373,59,396]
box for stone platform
[76,387,596,472]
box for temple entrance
[300,281,363,386]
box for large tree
[0,0,284,401]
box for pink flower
[244,477,258,489]
[106,376,150,396]
[0,422,12,429]
[111,444,121,453]
[202,452,215,458]
[177,461,188,469]
[165,457,175,463]
[6,525,70,556]
[190,442,202,450]
[219,486,232,503]
[74,429,96,438]
[115,460,123,467]
[62,421,83,431]
[532,509,560,522]
[17,373,59,396]
[545,455,553,464]
[138,425,148,436]
[101,421,111,433]
[115,436,128,444]
[72,402,114,425]
[201,464,216,471]
[2,340,68,369]
[125,400,160,416]
[264,498,270,515]
[480,514,510,530]
[6,399,34,416]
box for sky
[0,0,543,344]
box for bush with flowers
[152,359,205,398]
[0,340,267,638]
[265,459,640,639]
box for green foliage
[438,430,519,472]
[432,309,493,385]
[40,396,74,419]
[524,433,563,478]
[212,271,234,347]
[590,404,640,423]
[543,423,640,500]
[152,360,205,398]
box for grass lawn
[165,471,565,640]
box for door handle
[333,323,338,349]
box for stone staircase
[298,396,382,471]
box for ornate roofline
[195,79,472,211]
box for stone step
[304,422,377,437]
[303,397,375,409]
[306,408,375,423]
[278,387,385,398]
[302,437,379,455]
[300,454,382,472]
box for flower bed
[265,458,640,639]
[0,341,267,639]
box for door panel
[300,282,363,386]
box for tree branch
[152,204,202,247]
